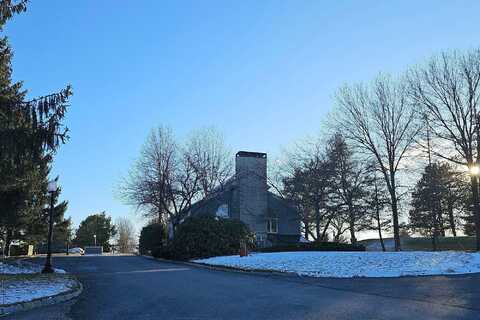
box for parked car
[68,247,85,255]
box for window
[216,204,229,218]
[266,218,278,233]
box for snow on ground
[0,261,65,274]
[1,261,72,306]
[194,251,480,278]
[0,277,76,305]
[0,262,35,274]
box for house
[188,151,300,247]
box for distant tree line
[279,133,391,248]
[279,48,480,251]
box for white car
[68,247,85,255]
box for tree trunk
[4,228,13,256]
[439,214,445,237]
[315,202,321,241]
[432,202,440,251]
[320,216,332,241]
[378,222,386,252]
[390,192,401,251]
[375,209,386,252]
[349,210,356,245]
[373,178,385,251]
[388,170,401,251]
[447,202,457,237]
[349,223,356,244]
[304,220,310,241]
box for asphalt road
[7,255,480,320]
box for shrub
[153,216,254,261]
[8,244,28,256]
[257,242,365,253]
[139,223,167,255]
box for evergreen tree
[409,163,468,249]
[282,167,315,240]
[0,0,72,250]
[73,212,117,252]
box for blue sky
[6,1,480,229]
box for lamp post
[42,180,58,274]
[93,234,97,246]
[469,164,480,251]
[66,228,70,256]
[470,165,480,198]
[471,165,480,176]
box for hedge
[152,216,254,261]
[256,242,365,253]
[139,223,167,255]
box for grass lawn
[403,236,477,251]
[1,261,77,307]
[359,236,477,251]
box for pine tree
[409,163,468,249]
[73,213,117,252]
[0,0,72,251]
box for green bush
[257,242,365,253]
[153,216,254,261]
[151,244,175,259]
[139,223,167,255]
[9,244,28,256]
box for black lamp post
[42,180,58,274]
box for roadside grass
[0,273,72,282]
[359,236,476,251]
[403,236,476,251]
[0,272,78,307]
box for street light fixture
[471,165,480,176]
[42,180,58,274]
[93,234,97,246]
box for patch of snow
[0,262,66,274]
[0,262,35,274]
[194,251,480,278]
[0,277,76,305]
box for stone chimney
[235,151,268,235]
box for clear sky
[5,1,480,230]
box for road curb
[141,254,301,279]
[0,277,83,316]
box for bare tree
[335,75,420,251]
[407,49,480,250]
[119,126,177,224]
[184,127,232,197]
[119,126,232,237]
[365,170,391,251]
[327,133,370,245]
[115,217,136,253]
[281,139,336,241]
[330,212,349,243]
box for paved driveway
[7,255,480,320]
